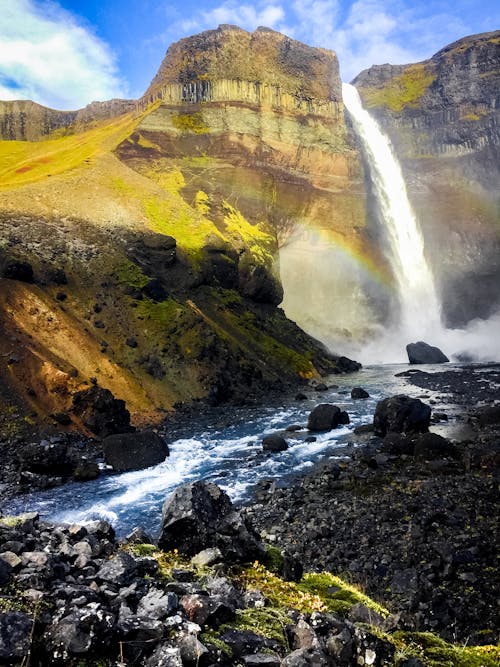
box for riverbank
[247,364,500,645]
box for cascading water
[341,83,442,349]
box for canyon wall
[354,31,500,326]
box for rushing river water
[4,364,463,536]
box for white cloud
[0,0,126,110]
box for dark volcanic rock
[406,341,449,364]
[351,387,369,399]
[262,434,288,452]
[2,259,34,282]
[373,395,431,436]
[158,481,263,562]
[307,404,348,431]
[412,433,458,460]
[18,441,74,476]
[0,612,33,661]
[102,431,169,472]
[72,386,133,437]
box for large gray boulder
[373,395,431,436]
[158,481,263,562]
[103,431,169,472]
[406,341,449,364]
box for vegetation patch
[0,113,138,188]
[361,63,437,112]
[393,631,500,667]
[171,112,210,134]
[222,200,274,263]
[114,260,150,289]
[221,607,291,647]
[298,572,389,618]
[135,298,183,327]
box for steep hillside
[0,26,363,434]
[354,31,500,326]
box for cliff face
[0,98,136,141]
[121,25,379,348]
[0,26,363,432]
[354,31,500,325]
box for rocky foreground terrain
[0,366,499,666]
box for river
[3,363,463,536]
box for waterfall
[342,83,442,343]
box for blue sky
[1,0,498,109]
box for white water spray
[342,83,442,341]
[341,83,500,363]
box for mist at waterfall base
[327,84,500,365]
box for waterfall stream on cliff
[341,83,500,363]
[342,83,442,352]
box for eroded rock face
[158,481,263,562]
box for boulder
[477,406,500,427]
[102,431,169,472]
[373,395,431,436]
[351,387,369,399]
[158,481,263,562]
[307,404,348,431]
[262,435,288,452]
[18,441,74,476]
[72,386,132,437]
[412,433,458,460]
[406,341,449,364]
[335,356,362,373]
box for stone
[373,395,431,436]
[406,341,449,364]
[158,481,263,562]
[191,547,224,567]
[178,633,209,664]
[179,593,234,626]
[307,404,347,431]
[0,551,22,570]
[412,433,458,460]
[125,526,154,545]
[102,431,169,472]
[45,604,115,659]
[72,386,132,437]
[73,459,100,481]
[0,559,11,585]
[137,589,178,620]
[0,612,33,660]
[243,654,281,666]
[281,647,329,666]
[96,552,137,586]
[351,387,370,399]
[145,645,183,667]
[262,434,288,452]
[380,433,415,456]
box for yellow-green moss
[240,563,327,613]
[393,632,500,667]
[222,200,274,263]
[171,112,210,134]
[135,298,183,327]
[298,572,389,618]
[361,63,437,112]
[114,260,150,289]
[0,112,138,188]
[195,190,211,216]
[200,630,233,657]
[136,133,160,150]
[222,608,291,647]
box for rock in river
[406,341,449,364]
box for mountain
[353,31,500,326]
[0,25,361,435]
